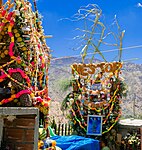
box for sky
[3,0,142,64]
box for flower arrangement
[122,132,141,150]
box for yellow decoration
[1,53,5,58]
[38,140,44,149]
[15,33,20,38]
[11,37,14,42]
[4,50,9,55]
[22,47,27,51]
[8,26,12,32]
[30,93,35,98]
[11,56,16,59]
[13,29,18,33]
[17,37,22,42]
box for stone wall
[0,107,39,150]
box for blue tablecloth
[51,135,100,150]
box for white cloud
[137,3,142,7]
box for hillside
[48,57,142,123]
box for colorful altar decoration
[0,0,54,149]
[62,62,127,136]
[0,0,51,116]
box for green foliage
[115,78,128,98]
[58,78,72,92]
[61,91,80,112]
[137,114,142,119]
[61,93,72,111]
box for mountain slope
[48,57,142,123]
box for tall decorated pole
[0,0,51,126]
[0,1,59,149]
[61,4,127,149]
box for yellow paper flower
[15,33,20,38]
[22,47,27,51]
[13,29,18,33]
[4,50,9,55]
[1,53,5,58]
[17,37,22,42]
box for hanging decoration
[0,0,51,116]
[62,62,127,136]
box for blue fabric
[51,135,100,150]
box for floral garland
[0,90,31,105]
[0,68,30,89]
[71,108,87,132]
[102,110,122,134]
